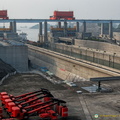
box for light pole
[79,46,82,59]
[109,55,111,67]
[93,51,95,62]
[103,51,106,65]
[70,45,72,56]
[86,48,89,60]
[113,53,116,68]
[62,44,63,54]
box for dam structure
[0,11,120,80]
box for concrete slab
[81,86,106,93]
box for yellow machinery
[50,26,76,31]
[0,28,11,31]
[50,27,63,31]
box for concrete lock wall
[113,32,120,41]
[0,46,28,72]
[28,46,120,80]
[54,43,120,69]
[75,39,120,55]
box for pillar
[64,21,67,37]
[83,21,86,33]
[82,21,86,39]
[39,22,42,35]
[58,22,61,28]
[97,81,101,92]
[44,21,48,43]
[109,21,113,39]
[10,22,13,32]
[76,22,79,32]
[12,21,16,33]
[101,23,104,36]
[38,22,43,43]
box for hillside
[30,24,51,30]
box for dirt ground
[0,73,120,120]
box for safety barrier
[0,71,16,85]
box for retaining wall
[0,46,28,72]
[0,71,16,85]
[28,45,120,81]
[75,39,120,55]
[51,43,120,70]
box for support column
[39,22,42,35]
[76,22,79,32]
[12,21,16,33]
[109,21,113,39]
[83,21,86,39]
[101,23,104,36]
[10,22,13,32]
[83,21,86,33]
[64,21,67,37]
[97,81,101,92]
[44,21,48,43]
[58,22,61,28]
[38,22,43,43]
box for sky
[0,0,120,19]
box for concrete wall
[0,46,28,72]
[51,43,120,70]
[75,39,120,55]
[113,32,120,41]
[28,45,120,81]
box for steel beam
[0,19,120,23]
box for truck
[50,11,75,20]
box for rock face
[29,24,39,29]
[0,45,28,72]
[0,59,16,80]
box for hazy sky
[0,0,120,19]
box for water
[17,28,39,42]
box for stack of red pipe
[0,88,68,120]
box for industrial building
[48,11,77,43]
[0,10,19,41]
[50,11,75,20]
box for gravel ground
[0,73,120,120]
[0,73,84,120]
